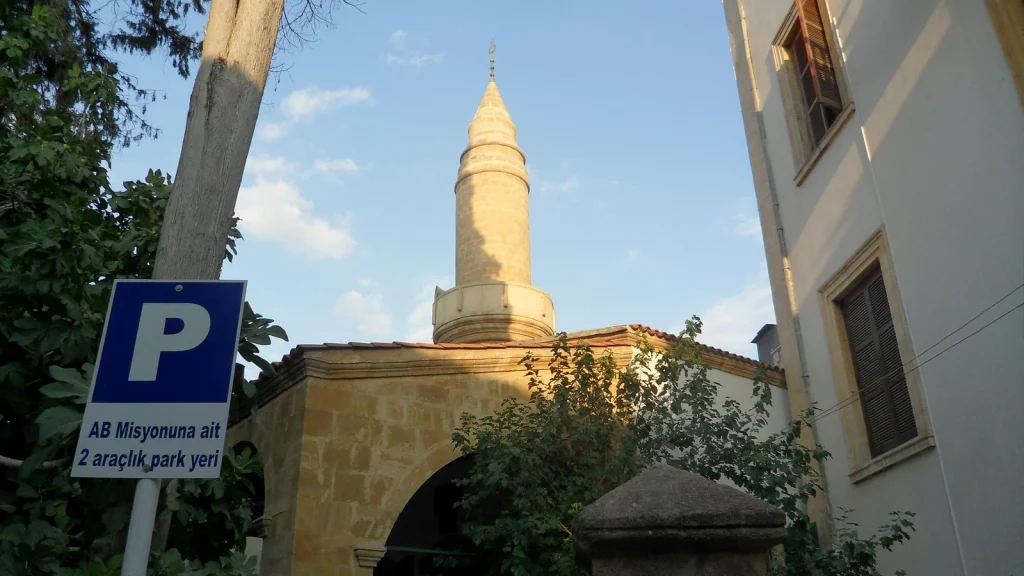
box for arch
[380,441,462,522]
[373,455,480,576]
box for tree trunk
[148,0,286,552]
[152,0,286,280]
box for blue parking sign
[71,279,247,479]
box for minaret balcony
[432,281,556,344]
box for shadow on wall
[455,169,514,284]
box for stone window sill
[794,103,856,186]
[849,434,935,484]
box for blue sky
[107,0,776,376]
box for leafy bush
[449,321,914,576]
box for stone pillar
[573,463,787,576]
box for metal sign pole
[121,478,161,575]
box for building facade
[230,71,791,575]
[721,1,1024,574]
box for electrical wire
[807,283,1024,424]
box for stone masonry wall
[226,382,308,576]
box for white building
[721,1,1024,574]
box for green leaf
[15,483,38,499]
[36,405,83,441]
[18,441,61,480]
[101,504,131,533]
[48,364,86,385]
[264,324,288,341]
[247,333,271,346]
[39,379,90,400]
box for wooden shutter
[841,268,918,457]
[796,0,842,109]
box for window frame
[771,1,855,185]
[819,227,934,484]
[985,0,1024,112]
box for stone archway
[373,455,482,576]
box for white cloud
[333,290,393,339]
[626,249,640,262]
[733,213,763,238]
[282,87,373,121]
[386,30,443,67]
[389,30,408,46]
[314,157,361,174]
[689,270,776,359]
[538,176,580,193]
[404,276,453,342]
[387,53,444,67]
[257,87,371,141]
[246,154,295,177]
[237,155,357,259]
[256,121,288,142]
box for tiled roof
[253,324,782,389]
[624,324,783,373]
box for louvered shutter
[841,268,918,457]
[796,0,842,109]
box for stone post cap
[574,463,787,561]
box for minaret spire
[430,48,557,344]
[489,40,496,80]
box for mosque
[227,52,790,576]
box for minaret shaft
[455,148,532,286]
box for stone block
[303,409,335,438]
[332,472,369,502]
[407,404,444,430]
[415,384,450,405]
[380,398,406,423]
[368,474,393,505]
[348,443,374,471]
[333,415,382,445]
[381,425,418,461]
[327,501,354,532]
[574,463,787,576]
[308,386,380,418]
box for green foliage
[1,2,282,574]
[450,320,914,576]
[0,0,204,147]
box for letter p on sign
[128,303,211,381]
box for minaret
[432,43,556,344]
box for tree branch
[0,454,71,469]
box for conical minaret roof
[457,79,529,192]
[463,80,524,156]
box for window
[772,1,853,183]
[784,0,843,145]
[819,228,933,483]
[838,267,917,457]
